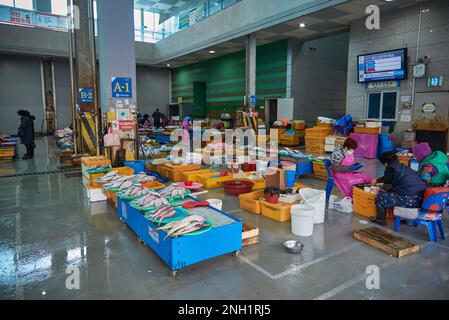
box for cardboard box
[264,167,285,190]
[402,141,417,148]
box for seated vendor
[331,137,358,172]
[370,151,427,226]
[412,142,449,187]
[330,138,372,197]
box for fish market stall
[117,196,242,275]
[93,169,241,274]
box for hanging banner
[0,5,67,31]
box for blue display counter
[117,197,242,273]
[149,134,171,144]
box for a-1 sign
[111,77,132,98]
[79,88,94,102]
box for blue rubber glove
[349,163,363,171]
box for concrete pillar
[96,0,137,112]
[34,0,52,13]
[69,0,99,155]
[245,33,256,99]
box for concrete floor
[1,138,449,299]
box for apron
[333,155,372,198]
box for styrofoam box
[89,201,109,215]
[325,136,337,145]
[325,144,335,152]
[84,185,107,202]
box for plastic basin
[223,180,254,196]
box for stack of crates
[305,127,329,154]
[312,161,329,181]
[279,132,301,146]
[324,135,346,153]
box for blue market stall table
[116,196,242,275]
[149,133,172,144]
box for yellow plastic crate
[181,169,217,182]
[0,147,14,158]
[81,156,111,167]
[164,163,202,172]
[239,190,264,214]
[313,161,328,181]
[141,181,166,189]
[352,187,377,218]
[260,200,298,222]
[233,172,265,190]
[197,172,233,189]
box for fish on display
[159,184,188,199]
[134,193,170,208]
[147,205,177,225]
[156,215,207,239]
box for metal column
[69,0,100,155]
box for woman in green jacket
[412,142,449,186]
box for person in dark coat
[370,151,428,226]
[17,109,36,159]
[152,108,162,128]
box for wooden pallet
[353,227,420,258]
[0,157,14,162]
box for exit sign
[428,76,443,87]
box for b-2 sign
[79,88,94,102]
[111,77,132,98]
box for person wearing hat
[412,142,449,186]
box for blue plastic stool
[394,217,445,242]
[393,191,448,242]
[323,159,334,202]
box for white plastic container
[256,160,269,173]
[291,203,315,236]
[207,199,223,211]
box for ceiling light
[299,22,306,28]
[422,9,430,12]
[209,50,216,54]
[166,64,171,67]
[385,0,394,2]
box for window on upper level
[51,0,67,15]
[0,0,14,7]
[14,0,33,10]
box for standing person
[370,151,427,226]
[330,137,372,197]
[17,110,35,159]
[152,108,162,128]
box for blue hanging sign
[79,88,94,103]
[111,77,132,98]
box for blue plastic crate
[296,160,313,176]
[117,197,242,271]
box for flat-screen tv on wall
[357,48,407,83]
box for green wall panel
[172,39,287,116]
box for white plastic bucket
[297,188,326,224]
[256,160,269,173]
[207,199,223,211]
[291,204,315,236]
